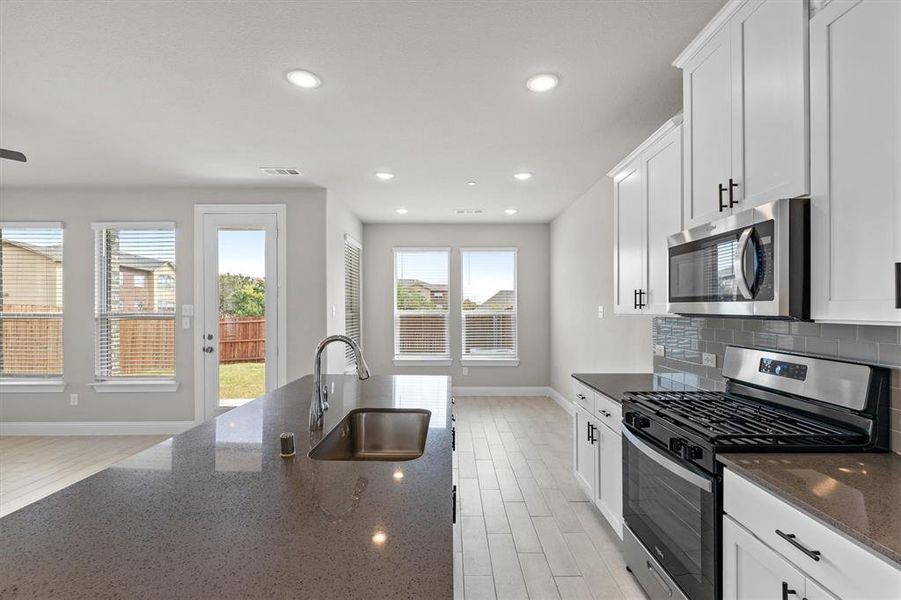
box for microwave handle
[734,227,756,300]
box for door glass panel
[623,433,717,600]
[217,229,266,408]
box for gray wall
[549,177,654,395]
[362,223,550,387]
[0,187,327,423]
[325,195,363,372]
[652,317,901,453]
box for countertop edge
[717,455,901,567]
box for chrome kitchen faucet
[310,335,371,430]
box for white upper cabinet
[810,0,901,324]
[610,116,683,315]
[676,0,809,228]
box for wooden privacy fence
[219,316,265,363]
[0,304,63,375]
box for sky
[218,230,266,278]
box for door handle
[734,227,756,300]
[203,346,214,353]
[718,183,727,212]
[728,178,739,207]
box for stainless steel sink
[308,408,431,461]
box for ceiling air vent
[455,209,484,215]
[260,167,302,176]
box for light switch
[182,304,194,317]
[597,305,605,319]
[702,353,717,368]
[654,344,665,357]
[182,317,191,329]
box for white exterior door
[730,0,808,209]
[643,124,683,314]
[810,0,901,324]
[196,207,285,421]
[723,515,807,600]
[613,162,646,314]
[683,24,733,227]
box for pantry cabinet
[809,0,901,324]
[676,0,808,228]
[610,116,682,315]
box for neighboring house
[479,289,514,311]
[116,252,175,312]
[0,239,62,310]
[397,278,448,306]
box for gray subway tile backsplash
[652,317,901,453]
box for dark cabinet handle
[633,289,638,310]
[590,424,599,444]
[719,183,727,212]
[895,263,901,308]
[728,178,739,207]
[781,582,797,600]
[637,289,647,309]
[452,485,457,523]
[775,530,821,561]
[452,426,456,451]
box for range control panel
[759,357,808,381]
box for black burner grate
[624,391,868,448]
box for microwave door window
[670,232,745,303]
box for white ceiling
[0,0,723,223]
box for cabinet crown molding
[672,0,747,68]
[607,114,683,180]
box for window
[0,223,64,382]
[394,248,449,362]
[94,223,176,380]
[344,235,362,368]
[461,249,517,362]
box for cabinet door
[572,408,596,497]
[683,24,733,227]
[723,515,807,600]
[730,0,808,209]
[594,423,623,538]
[613,161,646,314]
[804,578,839,600]
[643,125,682,314]
[810,0,901,324]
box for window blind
[461,249,517,359]
[0,224,64,379]
[344,236,362,366]
[94,224,176,379]
[394,249,449,359]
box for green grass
[219,362,265,400]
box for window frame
[0,221,66,392]
[460,247,519,366]
[392,247,451,366]
[91,221,179,392]
[344,234,363,373]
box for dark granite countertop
[572,372,699,402]
[0,375,454,599]
[718,453,901,566]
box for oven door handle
[623,427,712,493]
[734,226,756,300]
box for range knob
[624,411,651,429]
[669,438,703,460]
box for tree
[232,280,265,317]
[396,283,437,309]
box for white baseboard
[546,387,575,415]
[451,385,575,415]
[0,420,195,436]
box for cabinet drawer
[724,469,901,600]
[573,381,595,413]
[594,392,622,432]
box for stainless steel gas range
[620,346,891,600]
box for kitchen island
[0,375,454,599]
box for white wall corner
[0,421,194,436]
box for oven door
[623,426,719,600]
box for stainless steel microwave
[667,198,809,319]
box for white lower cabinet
[723,514,808,600]
[571,387,623,539]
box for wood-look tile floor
[453,397,649,600]
[0,434,168,517]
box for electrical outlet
[597,305,605,319]
[654,344,665,357]
[462,367,469,376]
[331,305,337,317]
[702,352,717,368]
[70,393,78,406]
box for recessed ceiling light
[505,208,518,215]
[395,208,408,215]
[375,171,395,181]
[513,172,532,181]
[467,181,476,186]
[526,73,559,92]
[285,69,322,89]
